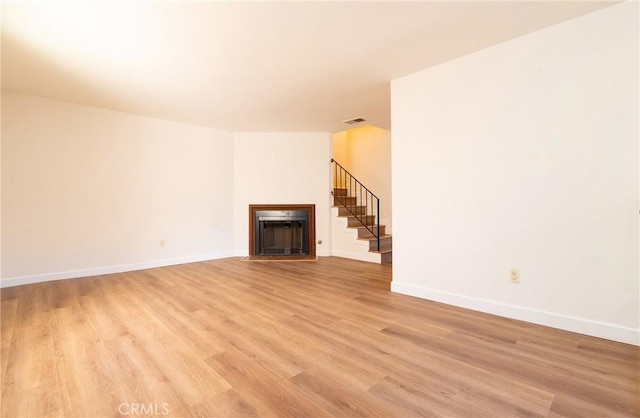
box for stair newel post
[360,184,363,220]
[365,187,368,227]
[350,175,354,213]
[376,197,380,251]
[349,176,356,212]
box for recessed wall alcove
[249,204,316,259]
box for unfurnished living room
[1,1,638,417]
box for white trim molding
[0,252,235,288]
[391,281,640,346]
[330,250,381,264]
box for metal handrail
[331,158,380,251]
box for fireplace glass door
[256,210,309,256]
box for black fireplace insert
[255,210,310,256]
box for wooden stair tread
[349,225,385,231]
[347,225,384,230]
[368,249,393,255]
[357,234,392,241]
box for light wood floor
[1,257,638,417]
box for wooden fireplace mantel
[249,204,316,258]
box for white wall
[232,132,332,256]
[391,3,639,344]
[1,92,235,286]
[331,131,348,169]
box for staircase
[331,159,392,264]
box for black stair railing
[331,158,380,251]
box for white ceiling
[1,1,615,133]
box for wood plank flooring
[1,257,638,417]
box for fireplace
[256,210,308,255]
[249,204,316,258]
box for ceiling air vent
[342,117,366,125]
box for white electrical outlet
[510,269,520,284]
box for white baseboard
[316,247,332,257]
[331,250,381,264]
[0,252,235,288]
[391,281,639,346]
